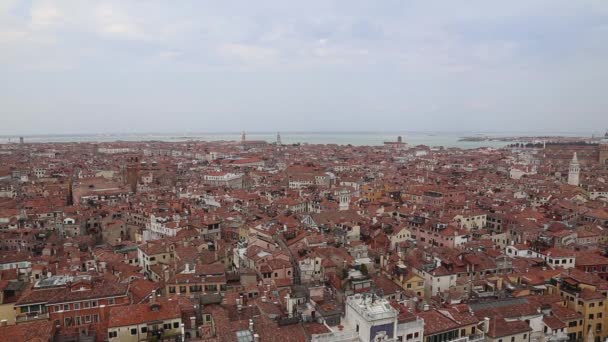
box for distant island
[459,135,603,144]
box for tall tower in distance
[126,156,140,193]
[241,131,246,143]
[568,152,580,186]
[276,132,282,145]
[599,130,608,167]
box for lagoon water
[0,131,592,149]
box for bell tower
[568,152,580,186]
[599,130,608,167]
[126,155,140,193]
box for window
[84,301,90,308]
[74,303,80,310]
[173,322,179,328]
[163,323,171,330]
[414,332,419,338]
[141,327,148,333]
[93,314,99,323]
[108,298,115,305]
[85,315,91,323]
[179,286,187,293]
[76,316,81,326]
[169,286,176,294]
[407,334,413,340]
[131,328,137,335]
[109,331,117,338]
[511,337,515,342]
[589,314,594,320]
[91,300,98,307]
[54,305,60,312]
[63,304,70,311]
[523,334,527,339]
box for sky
[0,1,607,135]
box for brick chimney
[149,290,156,304]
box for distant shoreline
[458,135,601,143]
[0,132,600,149]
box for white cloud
[30,0,63,30]
[219,43,279,66]
[1,1,608,133]
[157,50,182,60]
[94,4,148,41]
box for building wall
[396,319,424,342]
[48,295,130,331]
[166,281,226,296]
[554,285,605,341]
[108,318,182,342]
[0,303,16,325]
[486,331,530,342]
[343,297,398,342]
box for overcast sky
[1,1,607,135]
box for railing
[311,330,360,342]
[15,312,49,323]
[147,330,182,342]
[467,333,485,342]
[396,317,425,333]
[448,333,485,342]
[55,331,96,342]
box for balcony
[15,312,49,323]
[147,329,182,342]
[448,333,485,342]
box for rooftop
[346,294,398,321]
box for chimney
[483,317,490,333]
[0,320,7,327]
[190,316,196,329]
[249,319,254,332]
[253,334,260,342]
[150,290,156,304]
